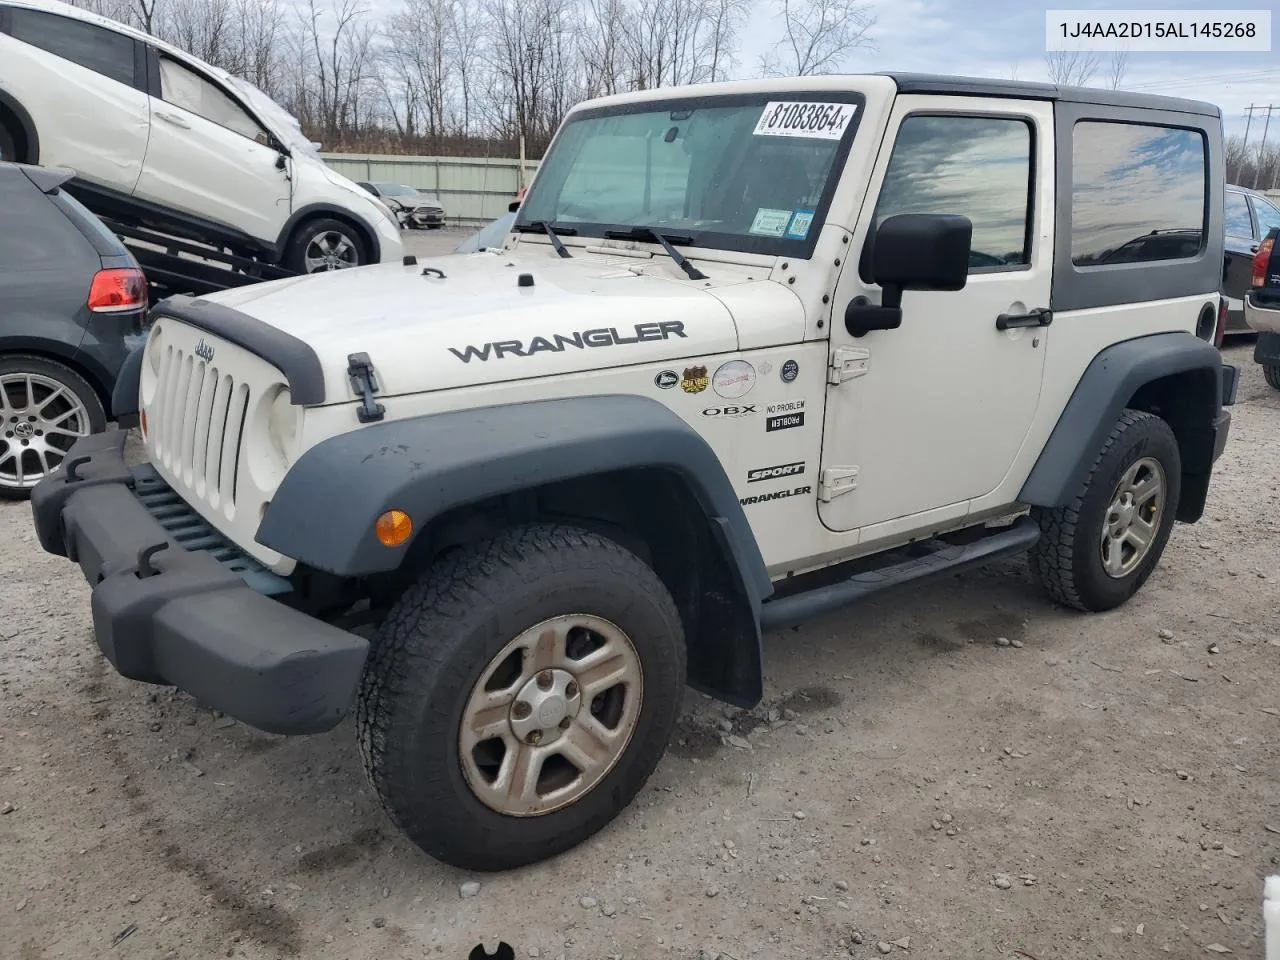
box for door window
[158,55,267,143]
[1254,196,1280,237]
[1070,121,1206,266]
[7,8,136,86]
[1225,191,1255,238]
[871,114,1034,272]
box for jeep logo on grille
[194,339,215,362]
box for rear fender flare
[1019,332,1226,519]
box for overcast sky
[737,0,1278,138]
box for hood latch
[347,352,385,424]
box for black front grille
[131,464,292,597]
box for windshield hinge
[347,352,385,424]
[828,346,870,385]
[819,467,859,502]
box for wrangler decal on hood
[448,322,688,362]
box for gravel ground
[1,341,1277,960]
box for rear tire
[1264,364,1280,391]
[0,355,106,500]
[1029,409,1181,613]
[283,218,368,274]
[356,524,686,871]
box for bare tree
[1106,49,1129,90]
[482,0,580,149]
[759,0,875,78]
[162,0,234,67]
[1045,49,1099,87]
[299,0,380,141]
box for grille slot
[131,464,291,597]
[148,337,255,521]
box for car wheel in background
[285,218,368,274]
[0,355,107,500]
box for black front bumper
[29,430,369,735]
[1213,361,1238,463]
[1255,330,1280,367]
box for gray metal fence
[321,153,539,226]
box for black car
[0,161,148,498]
[1224,184,1280,333]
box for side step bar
[759,516,1041,632]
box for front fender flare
[257,394,773,604]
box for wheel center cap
[13,421,34,439]
[510,668,582,745]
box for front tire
[283,218,368,274]
[0,123,18,163]
[1264,364,1280,391]
[356,524,686,871]
[1029,409,1181,612]
[0,355,106,500]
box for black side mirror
[508,200,521,213]
[846,214,973,337]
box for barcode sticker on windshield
[754,102,857,140]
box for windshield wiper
[514,220,575,258]
[604,226,708,281]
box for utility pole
[1241,104,1278,190]
[1252,105,1275,191]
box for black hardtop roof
[879,73,1221,118]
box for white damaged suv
[0,0,403,272]
[32,74,1237,871]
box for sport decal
[747,461,805,483]
[712,360,755,399]
[654,369,679,390]
[681,365,710,394]
[741,484,811,506]
[448,321,687,362]
[753,102,857,140]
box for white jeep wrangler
[31,74,1238,872]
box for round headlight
[267,387,299,460]
[146,327,164,374]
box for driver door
[134,50,291,243]
[819,96,1055,536]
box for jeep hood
[197,253,750,402]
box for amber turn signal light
[375,510,413,547]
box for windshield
[375,183,420,198]
[516,92,863,257]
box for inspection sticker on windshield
[786,209,815,239]
[750,208,793,236]
[754,101,857,140]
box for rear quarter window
[7,8,137,87]
[1070,121,1207,267]
[0,179,95,269]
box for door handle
[155,112,190,129]
[996,307,1053,330]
